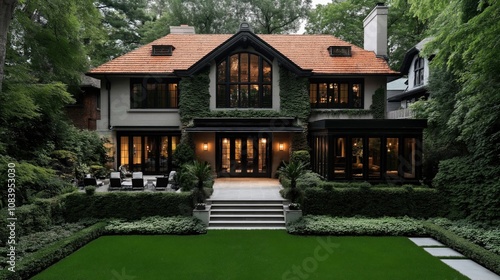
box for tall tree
[410,0,500,222]
[0,0,18,93]
[246,0,312,34]
[306,0,427,69]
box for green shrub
[0,222,106,280]
[172,142,195,168]
[433,157,500,222]
[423,221,500,275]
[429,218,500,254]
[281,173,323,189]
[62,192,194,222]
[84,186,96,195]
[287,216,426,236]
[302,187,445,218]
[105,216,206,235]
[290,150,311,167]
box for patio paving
[209,178,284,201]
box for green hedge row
[0,222,106,280]
[423,222,500,275]
[287,216,427,236]
[302,187,445,218]
[63,192,194,222]
[105,216,207,235]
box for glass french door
[218,134,270,177]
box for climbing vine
[178,68,211,125]
[279,66,311,122]
[370,87,386,119]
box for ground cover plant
[287,216,427,236]
[32,230,467,280]
[105,216,207,235]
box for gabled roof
[400,38,433,74]
[88,30,397,77]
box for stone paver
[424,247,464,257]
[409,237,500,280]
[441,259,500,280]
[408,237,444,247]
[210,178,283,200]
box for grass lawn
[32,231,467,280]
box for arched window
[414,57,425,87]
[216,52,272,108]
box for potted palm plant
[185,160,212,226]
[279,160,307,224]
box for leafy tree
[409,0,500,221]
[306,0,427,69]
[0,0,18,93]
[246,0,312,34]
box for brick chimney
[363,3,388,58]
[170,24,195,34]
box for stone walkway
[408,237,500,280]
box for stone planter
[284,206,302,224]
[193,205,210,226]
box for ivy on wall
[178,68,211,125]
[279,66,311,150]
[310,109,373,118]
[370,87,386,119]
[279,66,311,122]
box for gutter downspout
[105,76,112,130]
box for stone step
[210,204,284,209]
[208,199,286,205]
[210,215,284,221]
[211,209,284,215]
[208,221,286,228]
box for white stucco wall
[96,77,182,131]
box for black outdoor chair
[155,177,168,191]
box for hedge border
[1,222,107,280]
[423,221,500,275]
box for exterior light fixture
[203,143,208,151]
[279,143,284,151]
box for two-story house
[387,38,432,119]
[88,4,426,183]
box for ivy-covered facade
[88,6,426,182]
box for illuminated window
[130,78,179,109]
[216,52,272,108]
[310,80,363,108]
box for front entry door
[218,134,270,177]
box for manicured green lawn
[32,231,467,280]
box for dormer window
[328,46,351,57]
[414,57,424,86]
[152,45,174,56]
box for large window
[131,78,179,109]
[310,81,363,108]
[414,57,424,87]
[216,52,272,108]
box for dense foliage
[288,216,426,236]
[63,192,194,222]
[409,0,500,222]
[302,187,445,218]
[429,218,500,255]
[105,216,207,235]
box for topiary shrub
[172,141,195,169]
[84,186,96,195]
[290,150,311,167]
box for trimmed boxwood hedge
[302,187,445,218]
[0,222,106,280]
[423,221,500,275]
[63,192,194,222]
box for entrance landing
[210,178,283,200]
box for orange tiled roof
[88,33,397,75]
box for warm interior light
[279,143,284,151]
[203,143,208,151]
[261,138,267,144]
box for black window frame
[130,77,179,109]
[309,79,364,109]
[216,52,273,108]
[414,57,425,87]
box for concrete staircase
[208,199,286,229]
